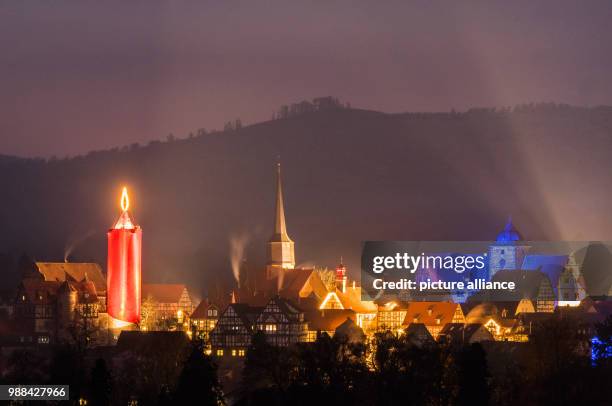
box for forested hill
[1,104,612,295]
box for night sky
[1,1,612,157]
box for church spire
[274,162,289,239]
[267,161,295,279]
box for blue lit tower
[488,217,530,279]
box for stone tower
[488,217,530,279]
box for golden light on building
[319,291,344,310]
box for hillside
[1,105,612,295]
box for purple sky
[1,1,612,157]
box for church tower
[488,217,530,279]
[266,163,295,279]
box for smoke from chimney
[64,230,96,262]
[229,232,250,287]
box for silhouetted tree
[456,343,489,406]
[90,358,112,406]
[174,340,224,405]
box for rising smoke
[229,232,250,288]
[64,229,96,262]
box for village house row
[1,164,610,358]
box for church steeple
[267,162,295,279]
[273,162,291,241]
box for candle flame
[121,187,130,212]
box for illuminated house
[318,283,377,332]
[255,296,308,346]
[438,323,494,345]
[13,261,108,345]
[140,284,194,329]
[275,268,329,303]
[190,299,221,341]
[402,302,465,339]
[493,270,555,312]
[521,253,587,306]
[464,302,530,342]
[210,303,263,357]
[13,276,107,345]
[376,301,409,332]
[24,261,107,301]
[303,309,357,341]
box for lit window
[238,349,245,357]
[231,349,237,356]
[265,324,277,332]
[216,349,224,356]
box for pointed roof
[34,262,106,293]
[270,162,292,243]
[141,284,188,304]
[496,216,523,242]
[334,317,366,343]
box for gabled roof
[402,301,463,326]
[404,323,434,344]
[336,287,377,313]
[439,323,494,343]
[224,303,264,330]
[521,255,568,295]
[491,269,553,301]
[257,296,303,324]
[304,309,356,331]
[19,278,99,304]
[278,268,329,300]
[191,299,221,319]
[142,284,188,303]
[34,262,106,292]
[334,317,365,343]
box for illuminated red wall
[107,226,142,323]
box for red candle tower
[107,187,142,324]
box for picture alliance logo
[371,253,487,274]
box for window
[38,336,50,344]
[231,349,237,356]
[265,324,277,332]
[216,349,224,356]
[238,349,245,357]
